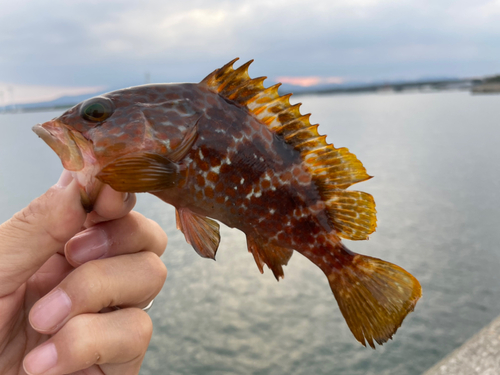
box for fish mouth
[33,120,103,212]
[33,120,85,171]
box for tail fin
[328,248,422,348]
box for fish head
[33,84,200,211]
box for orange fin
[97,153,180,192]
[325,190,377,240]
[328,247,422,348]
[176,208,220,260]
[201,59,375,229]
[247,236,293,280]
[97,122,198,192]
[303,146,372,189]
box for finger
[84,185,137,227]
[65,211,168,266]
[25,254,74,302]
[0,172,86,296]
[23,309,152,375]
[29,251,166,334]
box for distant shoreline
[1,78,499,114]
[0,104,75,114]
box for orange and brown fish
[33,59,422,348]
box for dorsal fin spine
[284,124,320,144]
[265,102,302,129]
[275,114,312,135]
[227,77,266,101]
[214,58,239,80]
[251,92,291,114]
[302,145,330,157]
[246,84,281,106]
[234,59,253,74]
[220,63,253,95]
[278,102,301,118]
[294,135,328,151]
[218,70,245,93]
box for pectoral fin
[247,236,293,280]
[97,153,180,192]
[176,208,221,260]
[168,121,199,163]
[96,121,199,193]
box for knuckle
[63,314,100,355]
[129,210,146,221]
[147,218,168,254]
[72,261,107,299]
[9,191,64,244]
[142,251,167,281]
[129,310,153,350]
[150,259,168,292]
[57,311,152,367]
[8,187,83,246]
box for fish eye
[80,97,115,123]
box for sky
[1,0,499,104]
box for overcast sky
[1,0,499,104]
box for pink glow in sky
[276,76,344,87]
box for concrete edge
[422,315,500,375]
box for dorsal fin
[201,59,377,239]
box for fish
[33,58,422,348]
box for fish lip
[33,119,104,211]
[32,120,84,171]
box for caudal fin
[328,248,422,348]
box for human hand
[0,171,168,375]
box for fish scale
[33,58,422,349]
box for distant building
[471,75,500,94]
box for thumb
[0,171,87,297]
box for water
[1,91,499,374]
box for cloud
[0,0,499,93]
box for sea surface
[0,91,499,375]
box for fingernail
[56,169,73,188]
[124,192,129,202]
[24,342,58,375]
[30,288,72,331]
[66,227,109,264]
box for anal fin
[247,236,293,281]
[176,208,220,260]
